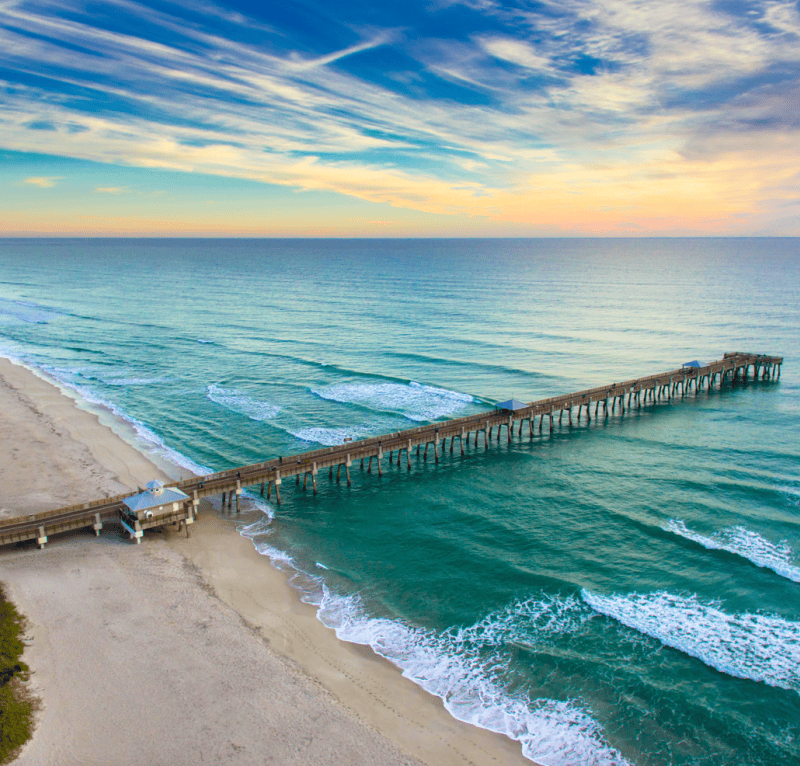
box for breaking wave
[288,425,377,446]
[315,590,628,766]
[582,589,800,693]
[665,519,800,583]
[240,522,631,766]
[311,380,473,422]
[207,383,280,421]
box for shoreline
[0,356,529,765]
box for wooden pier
[0,352,782,549]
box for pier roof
[123,480,189,512]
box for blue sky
[1,0,799,235]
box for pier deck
[0,352,783,549]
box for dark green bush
[0,585,36,764]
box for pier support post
[337,464,341,483]
[267,481,272,499]
[235,480,241,512]
[407,441,412,471]
[377,448,383,477]
[275,471,282,504]
[221,491,226,511]
[346,455,352,486]
[312,463,318,495]
[260,482,265,496]
[93,513,102,536]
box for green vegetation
[0,585,36,764]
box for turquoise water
[1,238,799,765]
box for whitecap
[582,589,800,693]
[236,514,629,765]
[289,425,372,446]
[311,380,473,422]
[665,519,800,583]
[317,590,628,766]
[207,383,280,421]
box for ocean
[1,237,798,766]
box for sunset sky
[1,0,799,236]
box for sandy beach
[0,357,528,766]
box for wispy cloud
[1,0,799,233]
[23,176,63,187]
[95,186,125,193]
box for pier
[0,352,782,549]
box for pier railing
[0,352,782,549]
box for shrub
[0,585,36,764]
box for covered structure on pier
[120,480,192,543]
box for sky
[1,0,799,236]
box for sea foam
[665,519,800,583]
[315,589,629,766]
[582,589,800,693]
[242,509,629,766]
[288,425,375,446]
[207,383,280,421]
[311,380,473,421]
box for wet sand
[0,357,528,766]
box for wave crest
[317,590,628,766]
[311,380,473,422]
[665,519,800,583]
[207,383,280,421]
[582,589,800,693]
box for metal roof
[496,399,528,411]
[682,360,704,368]
[123,481,190,512]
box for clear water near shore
[1,237,799,765]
